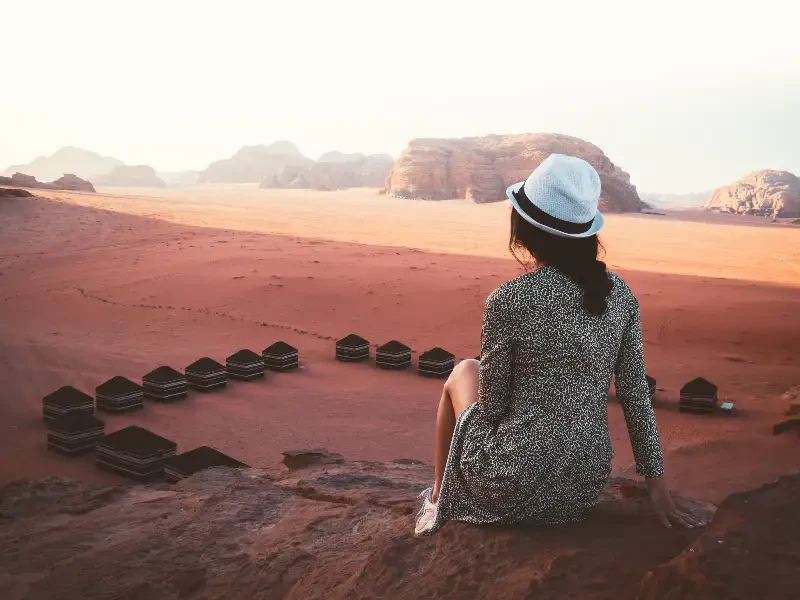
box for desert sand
[0,186,798,504]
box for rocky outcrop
[3,147,123,182]
[261,153,394,190]
[199,142,313,183]
[93,165,167,188]
[705,170,800,218]
[0,173,95,193]
[383,133,645,211]
[0,450,794,599]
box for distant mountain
[158,170,200,187]
[93,165,166,188]
[639,192,709,209]
[199,141,313,183]
[261,153,394,190]
[317,151,394,164]
[4,147,123,182]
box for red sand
[0,188,798,503]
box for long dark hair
[509,209,612,316]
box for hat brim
[505,181,604,239]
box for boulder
[1,451,794,599]
[383,133,646,211]
[282,448,344,469]
[704,170,800,218]
[199,141,314,183]
[93,165,167,188]
[261,153,394,190]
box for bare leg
[432,359,479,502]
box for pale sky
[2,0,798,193]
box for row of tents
[40,335,728,483]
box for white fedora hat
[506,153,604,238]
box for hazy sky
[2,0,798,192]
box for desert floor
[0,186,798,503]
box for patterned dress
[427,266,664,534]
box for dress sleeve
[477,290,515,427]
[614,298,665,478]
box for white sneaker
[414,487,438,536]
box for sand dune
[0,188,798,502]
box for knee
[446,358,479,388]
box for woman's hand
[646,476,706,529]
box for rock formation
[199,142,313,183]
[0,450,796,599]
[383,133,645,211]
[3,147,123,182]
[50,174,95,192]
[93,165,167,188]
[0,173,95,193]
[261,152,394,191]
[705,170,800,218]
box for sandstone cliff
[261,153,394,190]
[0,450,796,599]
[705,170,800,217]
[3,147,123,182]
[199,142,313,183]
[0,172,95,192]
[384,134,645,211]
[93,165,167,188]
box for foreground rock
[638,472,799,599]
[93,165,166,187]
[384,133,645,211]
[199,141,313,183]
[705,170,800,218]
[261,153,393,190]
[3,146,123,182]
[1,452,794,599]
[0,173,95,192]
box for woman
[415,153,704,536]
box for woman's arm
[615,299,705,529]
[477,289,515,426]
[614,299,664,478]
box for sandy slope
[0,188,798,503]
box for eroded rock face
[5,452,795,599]
[261,153,394,190]
[384,133,645,211]
[705,170,800,217]
[199,142,313,183]
[93,165,166,188]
